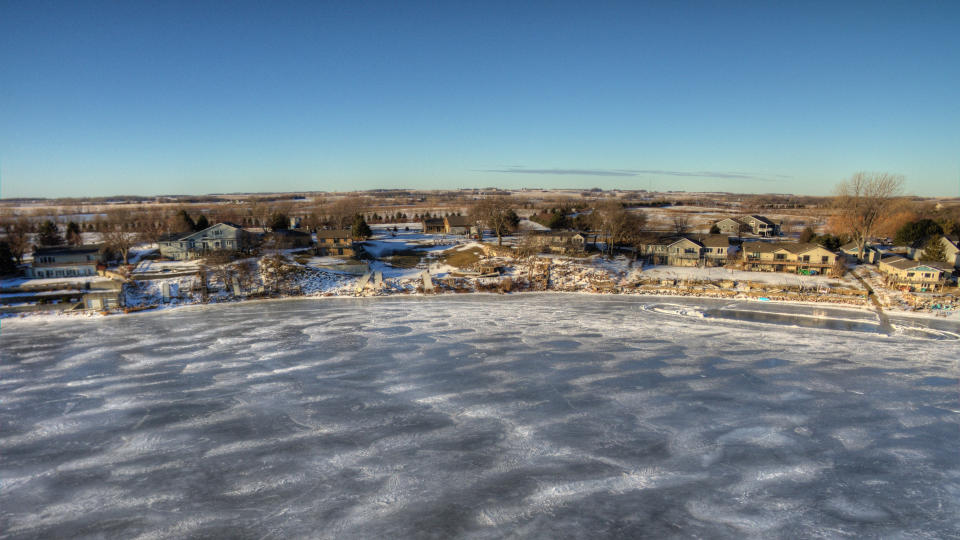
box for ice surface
[1,295,958,538]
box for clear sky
[1,1,958,199]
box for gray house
[744,215,781,237]
[637,233,730,267]
[26,245,102,278]
[158,222,255,260]
[714,217,745,236]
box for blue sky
[1,1,958,198]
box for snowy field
[1,296,958,538]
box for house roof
[422,218,445,226]
[667,237,703,249]
[316,229,352,239]
[33,244,102,256]
[271,229,311,238]
[698,234,730,248]
[444,215,472,227]
[839,241,878,253]
[715,217,742,225]
[157,232,187,243]
[743,241,826,255]
[528,230,581,238]
[160,222,246,243]
[749,215,776,226]
[880,256,951,272]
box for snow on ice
[0,295,958,538]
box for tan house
[443,215,473,235]
[741,241,838,273]
[877,256,952,291]
[524,231,587,254]
[422,218,446,234]
[637,233,730,267]
[316,230,355,257]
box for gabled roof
[941,235,960,250]
[271,229,311,238]
[749,215,776,226]
[422,218,445,226]
[880,256,951,272]
[667,237,703,249]
[698,234,730,248]
[163,222,246,243]
[33,244,102,256]
[715,217,742,225]
[316,229,352,239]
[157,232,186,243]
[444,215,472,227]
[743,241,827,255]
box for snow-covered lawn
[1,297,957,537]
[0,275,108,288]
[132,259,203,274]
[637,265,863,289]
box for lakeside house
[26,245,102,278]
[443,215,473,235]
[743,215,781,237]
[316,230,355,257]
[840,242,882,264]
[713,215,781,237]
[269,229,313,249]
[637,233,730,267]
[422,218,446,234]
[877,256,952,291]
[740,241,838,273]
[158,222,256,260]
[1,276,123,314]
[714,217,745,236]
[523,231,588,254]
[905,235,960,268]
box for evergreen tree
[709,223,721,235]
[173,209,195,233]
[36,220,64,246]
[195,215,210,230]
[267,212,289,231]
[66,221,83,245]
[799,226,815,244]
[894,219,942,247]
[351,214,372,239]
[920,236,948,262]
[0,242,17,275]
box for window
[802,255,810,262]
[775,254,786,261]
[821,256,829,264]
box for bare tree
[671,214,690,235]
[302,200,327,232]
[592,201,646,257]
[833,172,904,261]
[138,208,166,243]
[102,209,138,265]
[471,196,519,246]
[327,197,365,230]
[3,217,32,264]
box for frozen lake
[1,295,959,538]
